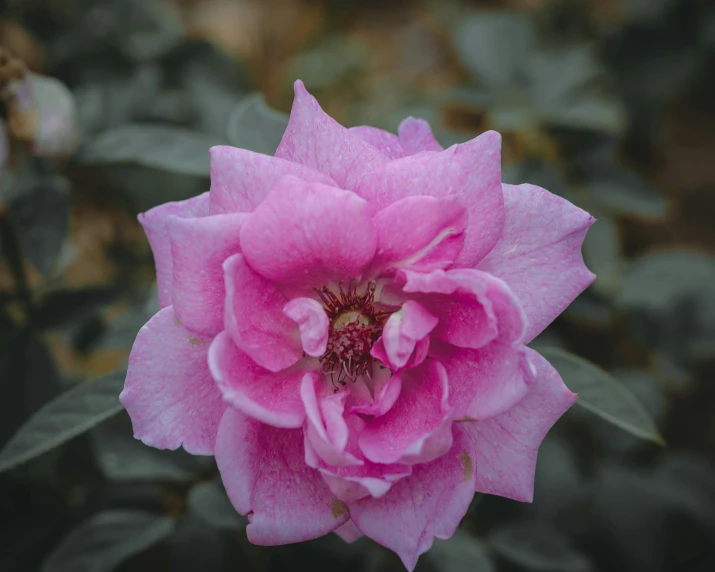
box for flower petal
[301,372,362,468]
[432,340,532,421]
[477,183,595,342]
[373,300,438,369]
[208,146,336,214]
[223,254,302,372]
[215,408,349,545]
[208,331,306,428]
[168,213,247,336]
[462,348,577,502]
[138,193,209,309]
[275,80,388,188]
[367,195,467,276]
[358,360,454,464]
[355,131,503,268]
[349,126,406,159]
[120,306,225,455]
[284,297,330,357]
[401,268,525,350]
[349,424,477,571]
[334,520,363,543]
[240,175,377,290]
[347,369,403,417]
[397,117,443,154]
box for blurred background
[0,0,714,570]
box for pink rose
[120,81,594,569]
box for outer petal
[367,195,467,276]
[358,360,454,465]
[349,424,477,571]
[372,300,438,369]
[335,520,363,543]
[224,254,302,372]
[120,306,225,455]
[275,80,388,188]
[283,297,330,357]
[462,348,577,502]
[208,331,306,428]
[477,183,595,342]
[431,341,532,421]
[349,126,406,160]
[401,268,525,350]
[355,131,503,268]
[397,117,443,154]
[240,175,377,289]
[139,193,209,308]
[168,213,247,336]
[208,146,335,214]
[215,409,349,545]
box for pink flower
[120,81,594,569]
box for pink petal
[431,340,532,421]
[301,372,362,468]
[208,146,335,215]
[283,297,330,357]
[120,306,225,455]
[367,195,467,276]
[355,131,503,268]
[215,408,349,544]
[397,117,443,154]
[335,520,363,543]
[347,369,403,417]
[275,80,388,188]
[400,268,525,350]
[223,254,302,372]
[168,213,247,336]
[358,360,454,465]
[462,348,577,502]
[208,331,306,428]
[240,175,377,290]
[372,300,438,369]
[138,193,209,309]
[349,126,407,159]
[349,424,477,571]
[477,183,595,342]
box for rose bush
[120,80,594,569]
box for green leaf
[489,521,592,572]
[226,94,288,156]
[538,347,664,445]
[0,371,126,472]
[42,510,174,572]
[79,124,222,176]
[91,412,211,481]
[427,530,494,572]
[187,480,246,529]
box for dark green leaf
[0,371,126,472]
[8,174,70,275]
[226,94,288,156]
[78,124,222,176]
[454,12,534,87]
[427,530,494,572]
[616,252,715,360]
[42,510,174,572]
[489,521,592,572]
[187,480,246,529]
[538,347,664,444]
[91,412,211,481]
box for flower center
[315,280,390,391]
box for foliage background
[0,0,714,571]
